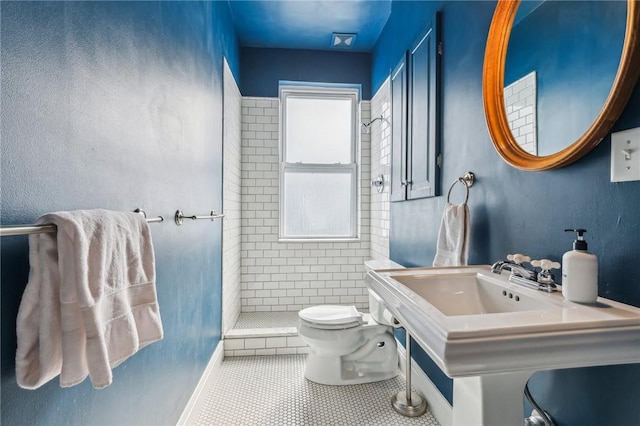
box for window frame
[279,85,360,241]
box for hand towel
[432,202,470,267]
[16,209,163,389]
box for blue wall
[1,1,238,424]
[374,1,640,425]
[240,47,372,99]
[3,1,639,425]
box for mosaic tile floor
[190,355,440,426]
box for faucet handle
[532,259,561,288]
[531,259,561,271]
[507,253,531,265]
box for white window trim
[279,85,360,241]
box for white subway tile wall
[240,97,372,312]
[370,78,391,261]
[505,71,537,155]
[222,60,243,334]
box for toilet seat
[298,305,363,329]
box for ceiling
[227,0,392,52]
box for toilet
[297,260,402,386]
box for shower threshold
[224,311,307,357]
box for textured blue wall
[374,1,640,425]
[240,47,372,99]
[1,1,238,424]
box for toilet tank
[364,259,404,326]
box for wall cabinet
[390,13,441,202]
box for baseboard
[397,343,453,426]
[177,340,225,426]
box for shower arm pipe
[174,210,225,226]
[0,209,164,237]
[361,115,384,131]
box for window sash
[280,87,358,165]
[280,163,357,240]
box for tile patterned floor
[190,355,440,426]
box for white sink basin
[392,272,555,316]
[365,265,640,426]
[366,265,640,376]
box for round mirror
[483,0,640,171]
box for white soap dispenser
[562,229,598,303]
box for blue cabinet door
[390,53,408,202]
[408,13,441,200]
[390,12,441,202]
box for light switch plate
[611,127,640,182]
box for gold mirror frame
[483,0,640,171]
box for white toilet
[297,260,402,386]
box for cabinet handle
[401,180,412,187]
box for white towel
[433,202,470,267]
[16,209,163,389]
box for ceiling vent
[331,33,357,49]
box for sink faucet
[491,254,559,293]
[491,260,536,280]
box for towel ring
[446,172,475,204]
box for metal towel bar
[0,209,164,237]
[174,210,224,226]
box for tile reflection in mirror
[504,71,537,155]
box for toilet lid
[298,305,363,326]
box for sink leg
[392,330,427,417]
[452,370,534,426]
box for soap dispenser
[562,229,598,303]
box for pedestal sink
[365,266,640,426]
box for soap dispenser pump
[562,229,598,303]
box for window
[279,85,359,240]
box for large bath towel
[16,209,163,389]
[433,202,470,267]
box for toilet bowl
[298,305,398,385]
[298,260,403,385]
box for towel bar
[0,209,164,237]
[174,210,225,226]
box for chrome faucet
[491,254,559,293]
[491,260,536,280]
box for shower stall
[222,65,393,357]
